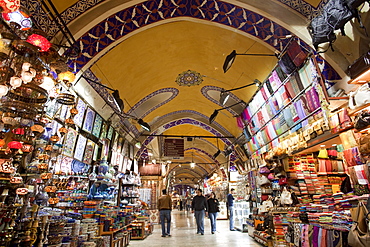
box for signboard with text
[163,138,184,159]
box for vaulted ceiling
[26,0,368,185]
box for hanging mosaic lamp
[7,140,22,149]
[58,127,68,136]
[39,75,55,91]
[0,139,5,147]
[30,124,44,134]
[0,84,8,96]
[2,9,32,30]
[49,134,60,143]
[26,34,51,52]
[21,144,33,153]
[58,71,76,86]
[70,107,78,117]
[0,0,20,14]
[9,76,22,89]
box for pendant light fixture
[209,101,246,124]
[219,79,261,105]
[223,50,276,73]
[212,138,221,159]
[190,151,195,169]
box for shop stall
[233,44,370,246]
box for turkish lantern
[26,34,51,52]
[7,140,22,149]
[21,144,33,153]
[0,0,20,14]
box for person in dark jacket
[227,188,235,231]
[191,189,208,235]
[207,192,219,234]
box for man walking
[227,188,236,231]
[158,189,172,237]
[191,189,208,235]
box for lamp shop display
[0,2,145,247]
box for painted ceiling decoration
[176,70,203,87]
[126,87,179,118]
[278,0,329,19]
[23,0,329,30]
[22,0,340,81]
[152,110,234,136]
[20,0,349,185]
[136,116,237,160]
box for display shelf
[130,221,152,240]
[99,225,130,247]
[254,233,273,247]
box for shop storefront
[230,43,370,246]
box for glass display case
[233,201,250,232]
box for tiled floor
[129,210,261,247]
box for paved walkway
[129,210,261,247]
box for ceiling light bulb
[219,91,230,105]
[21,70,33,83]
[9,76,22,89]
[39,76,55,91]
[0,84,8,96]
[190,162,195,168]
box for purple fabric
[310,87,321,110]
[294,99,308,126]
[242,107,251,122]
[312,226,320,247]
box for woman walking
[207,192,220,234]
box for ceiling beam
[141,134,235,139]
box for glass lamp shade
[21,70,34,83]
[49,134,59,143]
[22,62,31,71]
[7,140,22,149]
[58,127,68,136]
[19,118,34,127]
[26,34,51,52]
[16,188,28,195]
[12,127,24,135]
[30,124,44,133]
[2,9,32,30]
[2,116,17,126]
[58,71,76,84]
[9,76,22,89]
[0,84,8,96]
[65,118,74,126]
[70,107,78,116]
[0,139,5,147]
[0,0,20,14]
[21,144,33,153]
[39,76,55,91]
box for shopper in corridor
[227,188,235,231]
[158,189,172,237]
[191,189,208,235]
[207,192,220,234]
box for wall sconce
[223,50,276,73]
[209,101,246,124]
[219,79,261,105]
